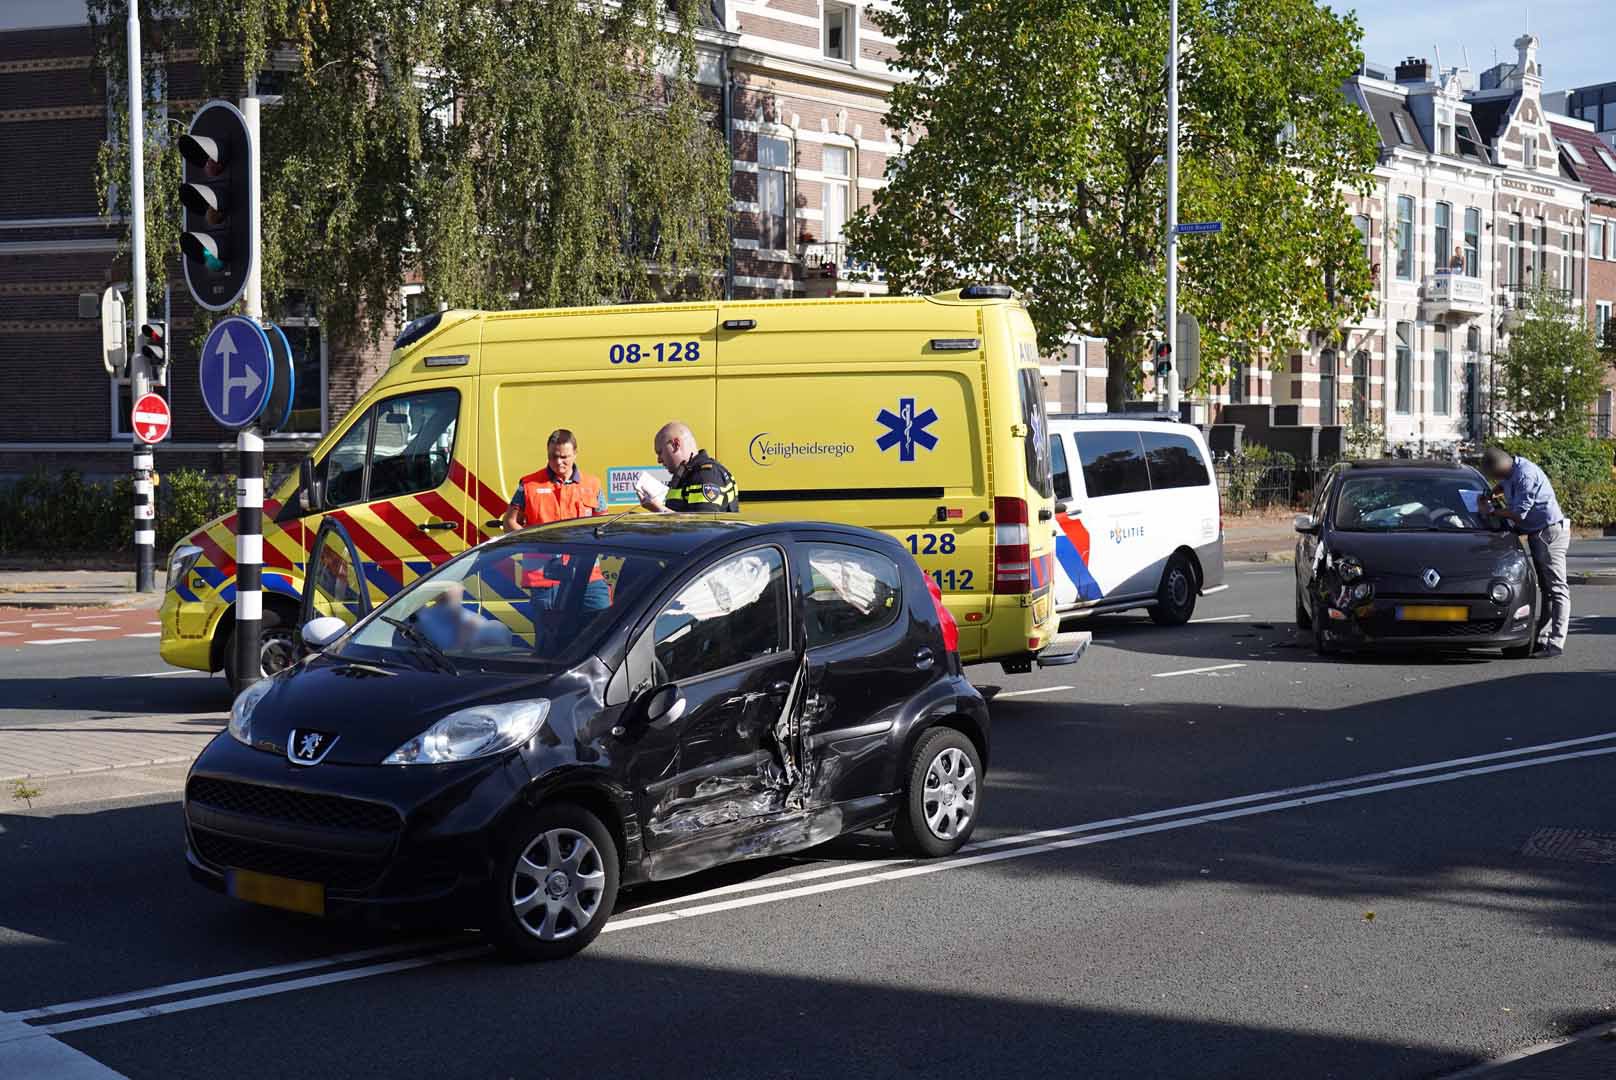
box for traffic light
[178,100,256,312]
[1153,341,1172,377]
[139,322,168,386]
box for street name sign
[132,392,171,444]
[199,315,273,430]
[1175,221,1223,235]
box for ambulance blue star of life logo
[875,398,939,462]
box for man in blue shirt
[1480,447,1569,657]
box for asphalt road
[2,553,1614,1079]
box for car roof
[1340,458,1475,474]
[1048,413,1204,436]
[482,515,896,556]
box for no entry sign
[132,392,171,444]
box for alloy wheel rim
[259,629,297,677]
[510,828,606,941]
[922,747,976,840]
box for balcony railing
[799,240,886,283]
[1423,270,1487,315]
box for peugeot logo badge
[1422,568,1441,589]
[287,728,340,766]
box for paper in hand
[635,471,668,503]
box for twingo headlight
[1336,555,1364,582]
[383,700,550,765]
[166,544,203,591]
[228,678,274,747]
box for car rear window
[1140,432,1210,489]
[1018,369,1054,499]
[1074,431,1149,497]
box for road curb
[0,597,152,610]
[1437,1021,1616,1077]
[2,752,200,784]
[1569,573,1616,587]
[1227,548,1295,565]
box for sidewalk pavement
[1,711,225,788]
[0,569,165,610]
[1221,514,1298,563]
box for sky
[1350,0,1613,93]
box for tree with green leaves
[1496,286,1604,440]
[845,0,1380,409]
[90,0,730,348]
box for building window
[1391,112,1412,145]
[1352,349,1369,424]
[1523,134,1538,169]
[1434,202,1452,271]
[1504,219,1519,287]
[277,291,327,436]
[757,135,791,251]
[1395,195,1414,281]
[1463,208,1480,276]
[1598,301,1614,348]
[1394,321,1413,414]
[1533,221,1546,285]
[1599,390,1614,440]
[1562,232,1572,296]
[820,144,852,247]
[1592,220,1608,261]
[1433,327,1450,415]
[1319,349,1337,424]
[1229,362,1247,405]
[823,3,852,62]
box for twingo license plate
[227,868,326,916]
[1395,605,1469,622]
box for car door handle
[485,518,504,530]
[768,680,792,696]
[914,647,935,671]
[418,520,456,531]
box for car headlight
[383,700,550,765]
[167,544,203,591]
[1352,583,1374,601]
[1337,555,1363,581]
[1489,582,1510,604]
[229,678,274,747]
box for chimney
[1395,57,1432,84]
[1514,33,1540,83]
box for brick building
[1252,35,1594,453]
[1547,117,1616,436]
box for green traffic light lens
[203,251,225,271]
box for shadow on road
[0,673,227,717]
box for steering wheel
[1427,506,1465,529]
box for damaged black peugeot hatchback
[185,516,988,960]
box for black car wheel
[1148,554,1197,626]
[485,803,619,962]
[225,607,296,695]
[894,727,981,858]
[1295,584,1311,630]
[1312,602,1337,657]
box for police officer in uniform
[641,420,739,513]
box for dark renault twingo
[185,516,988,960]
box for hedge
[1496,435,1616,489]
[0,467,239,556]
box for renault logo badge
[1422,568,1441,589]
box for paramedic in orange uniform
[502,429,609,626]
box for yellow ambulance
[160,285,1085,687]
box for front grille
[187,777,400,833]
[192,829,386,891]
[1371,618,1505,639]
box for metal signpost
[126,1,156,593]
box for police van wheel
[225,608,294,695]
[1148,555,1197,626]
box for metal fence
[1214,458,1330,515]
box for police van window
[803,544,902,648]
[654,547,788,682]
[1018,369,1054,498]
[366,390,460,502]
[1049,432,1073,501]
[323,412,372,507]
[1074,431,1149,498]
[1140,432,1210,490]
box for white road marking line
[12,731,1615,1039]
[15,939,465,1022]
[0,1015,127,1078]
[1189,613,1251,623]
[1152,662,1246,678]
[101,671,204,679]
[60,625,118,632]
[124,632,161,639]
[995,685,1073,699]
[147,621,161,626]
[25,638,96,645]
[0,632,15,638]
[630,858,912,912]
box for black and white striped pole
[233,427,264,690]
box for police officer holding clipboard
[639,420,739,513]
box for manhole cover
[1521,828,1616,865]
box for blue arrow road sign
[1175,221,1223,235]
[199,315,273,429]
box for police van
[1047,414,1225,624]
[160,286,1087,686]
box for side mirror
[1055,498,1077,516]
[643,684,685,727]
[298,457,324,514]
[301,615,347,650]
[1294,514,1321,535]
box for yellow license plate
[227,868,326,916]
[1395,605,1469,622]
[1033,595,1051,625]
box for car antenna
[593,512,636,539]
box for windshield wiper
[380,615,459,676]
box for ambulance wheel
[225,607,295,694]
[1148,554,1197,626]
